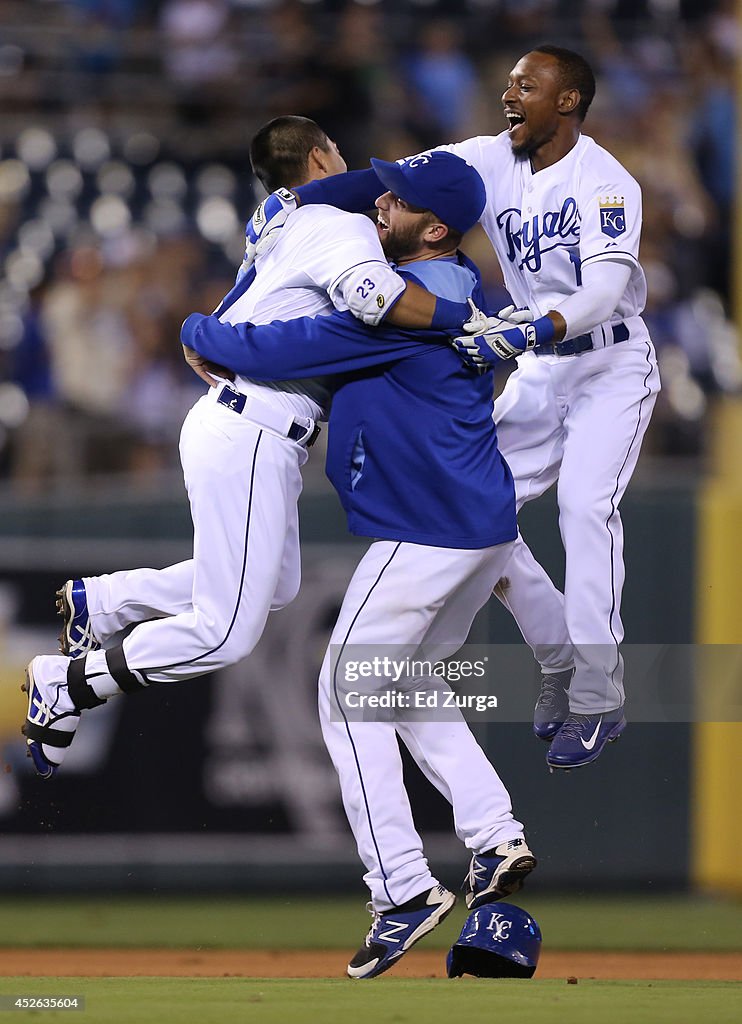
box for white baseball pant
[493,339,660,713]
[74,386,309,695]
[318,538,525,912]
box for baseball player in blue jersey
[183,152,537,979]
[241,45,660,772]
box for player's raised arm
[294,168,381,212]
[242,168,382,271]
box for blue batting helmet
[446,902,542,979]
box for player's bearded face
[375,193,429,262]
[502,53,564,156]
[379,219,426,262]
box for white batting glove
[461,297,491,335]
[497,304,535,325]
[238,187,298,279]
[451,299,495,372]
[460,300,535,338]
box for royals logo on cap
[370,151,486,235]
[599,196,626,238]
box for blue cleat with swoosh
[546,708,626,770]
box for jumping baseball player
[447,45,661,770]
[242,45,660,771]
[182,151,536,979]
[21,117,479,780]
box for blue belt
[534,321,630,357]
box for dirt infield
[2,949,741,981]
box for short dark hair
[532,44,596,121]
[250,116,332,193]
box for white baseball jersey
[40,205,405,707]
[443,132,647,328]
[221,205,395,422]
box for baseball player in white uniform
[21,117,476,779]
[248,46,660,772]
[444,45,661,769]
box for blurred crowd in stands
[0,0,739,491]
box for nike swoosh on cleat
[580,717,603,751]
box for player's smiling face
[375,191,430,263]
[502,52,568,158]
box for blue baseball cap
[370,151,486,235]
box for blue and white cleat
[21,659,80,779]
[347,884,456,979]
[546,708,627,771]
[533,669,573,741]
[56,579,100,659]
[464,838,537,910]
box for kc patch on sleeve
[599,196,626,237]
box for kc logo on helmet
[485,911,512,942]
[599,196,626,238]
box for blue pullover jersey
[182,252,516,550]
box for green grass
[0,895,740,952]
[0,978,739,1024]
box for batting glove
[461,297,491,335]
[237,187,298,280]
[451,299,494,372]
[453,310,555,365]
[496,304,535,325]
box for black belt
[216,385,321,447]
[286,420,321,446]
[534,322,630,357]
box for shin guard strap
[22,721,75,747]
[105,646,147,694]
[67,657,106,710]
